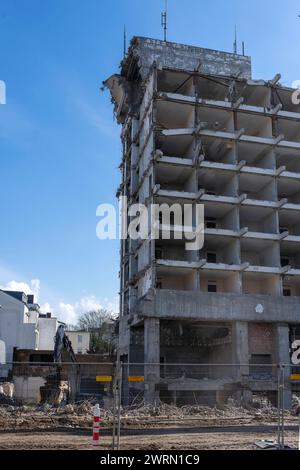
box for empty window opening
[207,282,217,293]
[281,257,290,267]
[283,287,292,297]
[205,218,217,229]
[206,252,217,263]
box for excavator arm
[54,325,76,364]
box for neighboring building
[0,290,38,373]
[65,330,90,354]
[102,319,116,336]
[0,290,61,375]
[38,314,60,351]
[105,37,300,406]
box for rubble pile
[0,399,299,431]
[0,383,19,406]
[0,394,18,406]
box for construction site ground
[0,403,299,450]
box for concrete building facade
[105,37,300,405]
[0,290,38,368]
[66,330,90,354]
[38,316,59,351]
[0,290,61,375]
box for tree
[77,309,117,355]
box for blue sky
[0,0,299,324]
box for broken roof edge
[103,74,127,123]
[120,36,252,81]
[131,36,251,60]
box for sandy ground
[0,430,298,450]
[0,403,299,450]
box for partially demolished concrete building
[105,37,300,406]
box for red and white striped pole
[92,404,100,446]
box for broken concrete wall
[124,37,252,80]
[138,267,152,298]
[160,320,233,378]
[248,323,275,359]
[13,376,46,403]
[138,239,151,272]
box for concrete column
[276,323,292,409]
[144,318,160,404]
[69,364,80,403]
[232,322,249,372]
[232,321,252,404]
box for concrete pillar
[69,364,80,403]
[171,390,177,406]
[232,321,251,404]
[232,321,249,376]
[144,318,160,404]
[276,323,292,409]
[216,390,226,406]
[121,358,130,407]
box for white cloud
[1,277,118,326]
[292,80,300,89]
[56,295,119,325]
[39,302,52,314]
[1,278,41,301]
[75,295,102,312]
[104,296,119,314]
[58,302,77,326]
[57,298,99,326]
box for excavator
[54,325,77,364]
[41,325,79,404]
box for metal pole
[123,25,127,59]
[114,303,121,450]
[161,0,167,42]
[281,366,285,448]
[298,413,300,451]
[116,361,123,450]
[277,365,282,447]
[111,364,117,450]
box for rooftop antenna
[233,25,237,54]
[123,25,127,58]
[161,0,168,42]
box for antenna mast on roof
[233,25,237,54]
[123,25,127,58]
[161,0,168,42]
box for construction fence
[0,361,299,450]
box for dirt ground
[0,402,299,450]
[0,430,298,450]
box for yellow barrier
[128,376,144,382]
[96,375,113,382]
